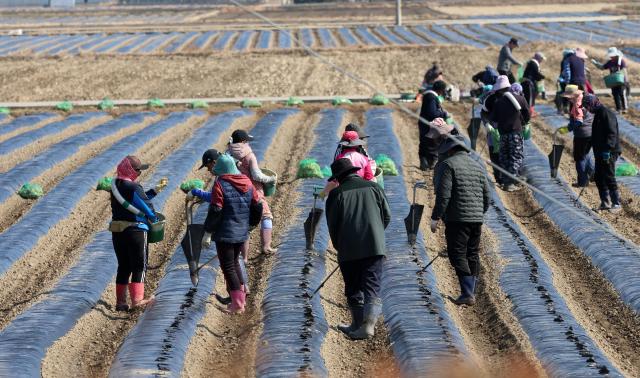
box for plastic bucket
[262,168,277,197]
[374,167,384,190]
[604,72,625,88]
[148,213,166,243]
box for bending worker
[110,155,165,311]
[418,80,450,170]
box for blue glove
[566,123,574,132]
[601,151,611,161]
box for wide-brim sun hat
[493,75,510,91]
[607,47,623,58]
[438,134,469,154]
[328,158,360,182]
[562,84,582,98]
[575,47,588,59]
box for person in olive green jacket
[431,134,490,306]
[325,158,391,340]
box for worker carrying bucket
[430,135,490,306]
[188,153,263,314]
[109,155,167,312]
[325,158,390,340]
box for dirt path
[451,101,640,377]
[181,109,316,378]
[0,113,205,332]
[40,112,255,377]
[393,107,545,377]
[0,113,111,173]
[0,113,161,234]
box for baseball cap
[231,129,254,144]
[509,37,519,47]
[126,155,149,171]
[198,149,221,170]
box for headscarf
[510,83,523,96]
[116,156,140,181]
[213,153,241,176]
[582,94,601,113]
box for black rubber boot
[348,298,382,340]
[419,156,429,171]
[337,301,364,335]
[453,276,476,306]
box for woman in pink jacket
[228,129,277,256]
[322,131,374,196]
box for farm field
[1,1,640,377]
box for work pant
[499,131,524,186]
[216,241,244,291]
[339,255,384,307]
[573,137,594,187]
[418,123,439,165]
[113,228,148,284]
[444,222,482,277]
[612,85,628,112]
[521,79,536,108]
[498,69,515,84]
[490,151,503,185]
[594,153,620,204]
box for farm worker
[198,148,221,171]
[420,62,443,93]
[477,85,503,185]
[325,158,390,339]
[109,155,164,311]
[490,75,530,192]
[322,130,375,197]
[418,80,450,170]
[559,85,595,188]
[562,47,588,90]
[556,48,575,114]
[592,47,629,113]
[521,52,546,115]
[190,153,263,313]
[582,94,622,212]
[470,65,499,97]
[228,129,278,256]
[497,37,522,84]
[430,134,490,306]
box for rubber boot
[260,228,277,254]
[471,276,478,295]
[419,156,429,171]
[453,276,476,306]
[610,190,622,213]
[115,284,129,312]
[597,190,612,211]
[129,282,154,309]
[225,290,245,314]
[337,302,364,335]
[348,298,382,340]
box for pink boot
[115,284,129,311]
[128,282,154,309]
[226,290,245,314]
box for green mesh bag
[190,100,208,109]
[516,65,524,82]
[332,97,352,106]
[180,178,205,193]
[616,162,638,177]
[489,127,501,153]
[98,97,114,111]
[17,183,44,199]
[0,107,10,115]
[241,99,262,108]
[522,123,532,140]
[147,98,165,108]
[321,165,332,178]
[55,100,73,112]
[369,93,390,106]
[285,97,304,106]
[296,158,324,179]
[96,176,113,191]
[375,154,398,176]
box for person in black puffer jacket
[418,80,450,170]
[431,135,490,306]
[110,155,162,311]
[521,52,546,114]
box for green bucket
[262,168,277,197]
[604,72,625,88]
[374,167,384,190]
[148,213,166,244]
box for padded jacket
[110,179,157,231]
[419,91,448,129]
[490,91,530,133]
[325,174,390,263]
[591,105,622,154]
[432,151,490,223]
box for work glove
[186,191,195,201]
[601,151,611,161]
[445,117,454,125]
[202,232,212,249]
[154,177,168,193]
[558,126,569,135]
[430,219,439,233]
[318,190,327,200]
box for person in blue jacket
[110,155,162,311]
